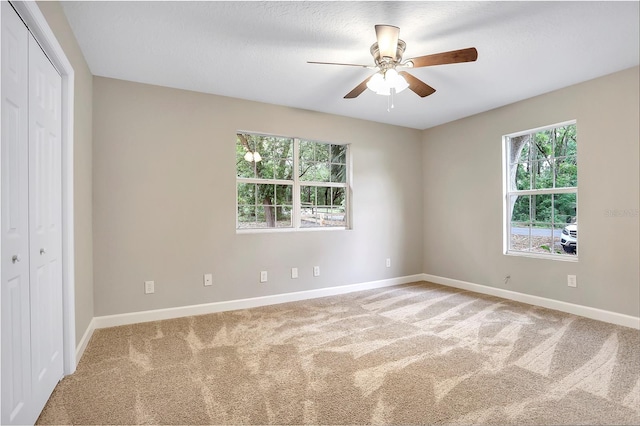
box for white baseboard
[422,273,640,330]
[92,274,424,329]
[79,272,637,347]
[75,317,96,364]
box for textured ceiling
[61,1,639,130]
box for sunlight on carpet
[37,282,640,425]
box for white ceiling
[60,1,639,130]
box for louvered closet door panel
[1,2,32,424]
[27,32,63,418]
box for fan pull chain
[387,89,395,112]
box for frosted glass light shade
[386,69,409,93]
[366,73,384,92]
[393,74,409,93]
[366,69,409,96]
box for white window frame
[236,132,350,233]
[502,120,578,261]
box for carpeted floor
[37,281,640,425]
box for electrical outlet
[313,266,320,277]
[567,274,577,287]
[260,271,268,283]
[204,273,213,286]
[291,267,298,279]
[386,258,391,268]
[144,280,155,294]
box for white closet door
[1,3,64,424]
[1,2,32,424]
[27,32,64,417]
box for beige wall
[34,0,639,329]
[37,1,94,344]
[423,66,640,317]
[92,77,424,316]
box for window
[236,133,349,231]
[503,121,577,258]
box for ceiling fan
[308,24,478,99]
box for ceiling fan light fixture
[388,69,409,93]
[366,69,408,96]
[375,24,400,60]
[385,68,399,79]
[366,72,385,92]
[376,86,391,96]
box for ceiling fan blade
[407,47,478,68]
[307,61,372,68]
[375,24,400,59]
[399,71,436,98]
[344,75,373,99]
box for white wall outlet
[204,273,213,286]
[313,266,320,277]
[144,280,155,294]
[567,274,577,287]
[386,258,391,268]
[260,271,268,283]
[291,267,298,279]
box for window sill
[236,226,349,235]
[505,250,578,262]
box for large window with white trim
[236,133,349,231]
[504,121,577,258]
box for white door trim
[5,0,76,375]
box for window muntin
[236,133,349,231]
[504,122,577,258]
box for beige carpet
[38,281,640,425]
